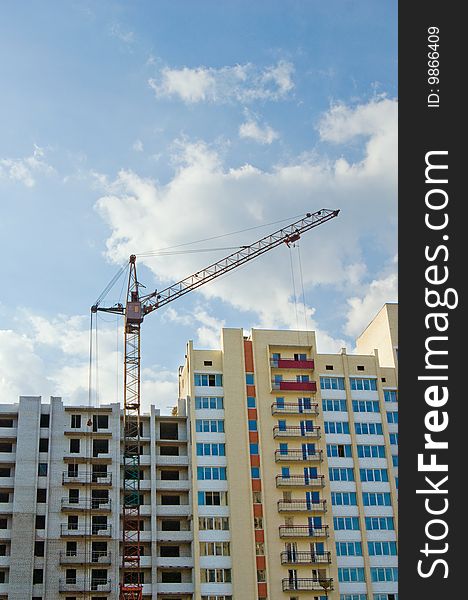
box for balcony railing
[60,524,112,537]
[279,525,329,538]
[278,499,327,512]
[59,551,112,565]
[59,578,112,592]
[270,358,315,370]
[275,449,323,462]
[271,402,319,415]
[280,551,332,565]
[61,498,112,511]
[273,426,321,439]
[272,380,317,392]
[276,475,325,487]
[62,472,112,485]
[282,578,334,592]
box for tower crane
[91,207,340,600]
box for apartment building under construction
[0,303,398,600]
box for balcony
[62,472,112,486]
[61,498,112,512]
[276,475,325,487]
[59,578,112,592]
[278,499,327,512]
[273,426,321,439]
[279,525,329,538]
[156,479,190,491]
[271,358,315,370]
[281,551,332,565]
[272,380,317,393]
[60,524,112,537]
[275,449,323,462]
[59,551,112,565]
[271,402,319,416]
[282,578,334,592]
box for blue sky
[0,1,397,412]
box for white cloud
[239,117,279,145]
[0,145,55,187]
[132,139,144,152]
[0,311,178,414]
[344,267,398,339]
[95,97,397,346]
[148,60,294,104]
[164,306,225,350]
[110,24,135,45]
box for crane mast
[92,207,340,599]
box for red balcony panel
[278,381,317,392]
[249,432,259,443]
[252,479,262,492]
[246,385,256,396]
[277,358,314,370]
[256,555,266,570]
[253,503,263,517]
[248,408,258,420]
[257,582,268,597]
[250,454,260,467]
[244,340,254,371]
[255,529,264,542]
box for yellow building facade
[179,303,398,600]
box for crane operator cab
[126,292,144,324]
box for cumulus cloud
[239,115,279,144]
[344,265,398,339]
[93,97,396,351]
[148,60,294,104]
[0,145,55,187]
[0,311,178,413]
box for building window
[384,390,398,402]
[247,396,256,408]
[194,373,223,387]
[357,445,386,458]
[325,365,334,370]
[196,443,225,456]
[34,541,45,556]
[324,421,349,434]
[71,414,81,429]
[333,517,360,531]
[370,567,398,582]
[0,493,9,503]
[246,373,255,385]
[352,400,380,413]
[336,541,363,556]
[322,399,347,412]
[197,467,227,480]
[204,360,213,366]
[350,377,377,391]
[329,467,355,482]
[200,568,232,583]
[331,492,357,506]
[69,439,80,453]
[250,443,259,455]
[387,411,398,424]
[320,377,345,390]
[355,422,383,435]
[365,517,395,530]
[0,419,13,427]
[248,420,257,431]
[35,515,46,529]
[251,467,260,479]
[362,492,392,506]
[200,541,231,556]
[326,444,352,458]
[389,433,398,445]
[338,568,366,582]
[195,397,224,410]
[38,463,48,477]
[40,413,50,428]
[198,491,228,506]
[0,467,10,477]
[195,419,224,433]
[33,569,44,584]
[198,517,229,530]
[360,468,389,482]
[37,489,47,503]
[368,541,398,556]
[39,438,49,452]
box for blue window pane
[247,396,256,408]
[248,420,257,431]
[246,373,255,385]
